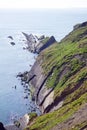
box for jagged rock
[22,32,56,53]
[22,32,38,53]
[38,35,45,40]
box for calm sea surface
[0,8,87,124]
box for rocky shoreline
[4,33,56,130]
[5,21,87,130]
[17,33,57,113]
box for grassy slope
[25,24,87,130]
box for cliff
[23,21,87,130]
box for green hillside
[25,22,87,130]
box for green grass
[25,23,87,130]
[71,121,87,130]
[54,66,87,99]
[39,27,87,101]
[28,112,37,122]
[25,92,87,130]
[41,37,50,44]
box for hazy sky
[0,0,87,9]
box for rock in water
[8,36,13,40]
[10,42,15,46]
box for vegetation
[41,37,50,44]
[28,112,37,122]
[25,22,87,130]
[26,92,87,130]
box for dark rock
[17,71,28,78]
[0,122,6,130]
[32,95,35,101]
[28,92,30,95]
[14,120,20,128]
[21,82,24,85]
[23,47,26,50]
[15,85,17,89]
[73,21,87,30]
[24,95,28,99]
[10,42,15,46]
[38,36,56,53]
[17,72,23,77]
[8,36,13,40]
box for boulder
[10,42,15,46]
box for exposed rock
[5,114,29,130]
[38,35,45,40]
[22,32,38,53]
[17,71,28,78]
[8,36,13,40]
[37,36,56,53]
[73,21,87,30]
[24,95,28,99]
[22,32,56,53]
[10,42,15,46]
[22,59,57,113]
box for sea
[0,8,87,125]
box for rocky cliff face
[28,59,55,113]
[24,21,87,130]
[18,33,56,112]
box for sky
[0,0,87,9]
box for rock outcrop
[22,32,56,53]
[73,21,87,30]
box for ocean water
[0,8,87,125]
[0,32,38,125]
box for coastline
[5,21,87,130]
[17,33,56,113]
[5,33,56,129]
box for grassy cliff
[25,22,87,130]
